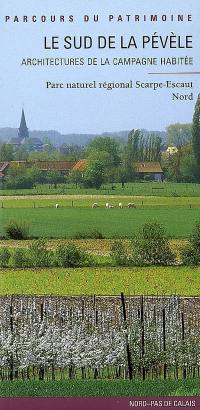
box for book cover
[0,1,200,409]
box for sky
[1,0,200,134]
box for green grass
[1,195,200,208]
[0,379,199,397]
[1,181,200,197]
[1,207,200,238]
[0,266,199,296]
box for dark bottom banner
[0,397,198,410]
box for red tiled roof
[72,159,88,172]
[135,162,163,173]
[10,161,75,171]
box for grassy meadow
[0,266,199,296]
[0,205,200,238]
[1,379,199,397]
[1,181,200,197]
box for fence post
[9,298,14,381]
[182,312,186,379]
[163,308,167,380]
[121,292,133,380]
[141,295,145,381]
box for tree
[4,165,35,189]
[166,123,192,148]
[83,160,104,189]
[0,143,14,161]
[131,222,176,266]
[192,94,200,180]
[69,169,83,188]
[46,171,65,188]
[86,137,120,167]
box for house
[72,159,88,176]
[135,162,163,181]
[9,160,75,175]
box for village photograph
[0,94,199,398]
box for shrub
[5,220,29,240]
[181,246,200,266]
[131,222,176,266]
[55,243,91,267]
[73,229,104,239]
[29,239,52,267]
[11,249,30,268]
[110,241,129,266]
[181,220,200,265]
[0,248,11,267]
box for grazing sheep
[119,202,123,209]
[128,202,136,208]
[55,204,59,209]
[92,203,99,208]
[106,203,114,208]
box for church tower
[18,109,29,140]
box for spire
[18,109,29,140]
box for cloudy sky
[1,0,200,134]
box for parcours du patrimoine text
[43,34,193,49]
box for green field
[0,266,199,295]
[0,379,199,397]
[1,206,200,238]
[1,181,200,197]
[1,194,200,208]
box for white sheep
[92,203,99,208]
[105,202,110,209]
[119,202,123,209]
[128,202,136,209]
[55,204,59,209]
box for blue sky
[1,0,199,134]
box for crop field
[0,206,200,238]
[1,181,200,197]
[0,295,199,383]
[0,266,199,296]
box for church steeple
[18,109,29,140]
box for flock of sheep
[92,202,136,209]
[55,202,136,209]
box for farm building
[9,160,76,175]
[135,162,163,181]
[72,159,88,176]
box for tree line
[1,93,200,189]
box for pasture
[0,205,200,238]
[1,181,200,197]
[0,266,199,295]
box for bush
[110,241,129,266]
[181,220,200,265]
[73,229,104,239]
[131,222,176,266]
[0,248,11,267]
[55,243,91,267]
[181,246,200,266]
[5,220,29,240]
[11,249,31,268]
[29,239,52,267]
